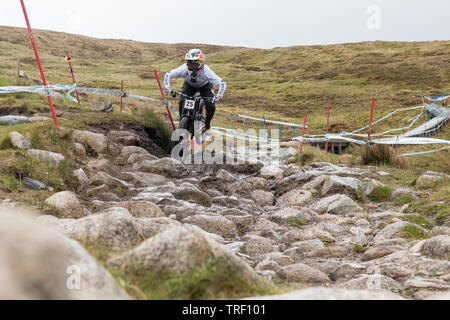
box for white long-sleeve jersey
[164,64,227,99]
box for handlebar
[170,91,214,101]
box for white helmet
[185,49,206,73]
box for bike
[172,91,214,146]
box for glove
[213,96,222,103]
[165,88,176,98]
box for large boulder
[45,191,84,219]
[72,130,108,154]
[37,207,141,252]
[26,149,65,167]
[107,225,259,282]
[0,209,129,299]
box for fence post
[20,0,59,129]
[300,113,308,153]
[326,101,330,154]
[153,69,175,131]
[368,97,375,146]
[261,116,267,141]
[120,80,124,113]
[65,51,81,104]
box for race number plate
[184,99,195,110]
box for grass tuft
[399,225,432,240]
[369,185,394,202]
[361,144,409,169]
[109,255,282,300]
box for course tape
[0,85,178,115]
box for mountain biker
[164,49,226,133]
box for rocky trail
[1,118,449,300]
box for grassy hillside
[1,26,449,129]
[0,26,449,172]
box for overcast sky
[1,0,449,49]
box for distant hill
[0,26,449,129]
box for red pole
[65,51,80,104]
[300,112,308,153]
[154,69,175,131]
[368,97,375,145]
[120,80,124,113]
[20,0,59,129]
[326,101,330,154]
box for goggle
[186,61,200,70]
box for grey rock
[73,168,89,188]
[245,288,404,300]
[89,171,130,189]
[107,225,259,281]
[321,175,360,198]
[339,274,401,291]
[127,153,159,165]
[420,236,450,259]
[311,194,362,215]
[329,263,366,281]
[121,146,150,160]
[23,177,46,190]
[260,165,284,180]
[0,116,32,126]
[0,209,129,299]
[72,130,108,154]
[26,149,65,167]
[38,207,141,252]
[133,158,183,178]
[91,101,113,112]
[241,235,279,258]
[277,189,313,207]
[276,263,330,284]
[215,169,237,182]
[45,191,83,219]
[107,130,140,146]
[361,247,395,261]
[182,215,238,238]
[9,131,32,150]
[118,172,167,188]
[251,190,275,206]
